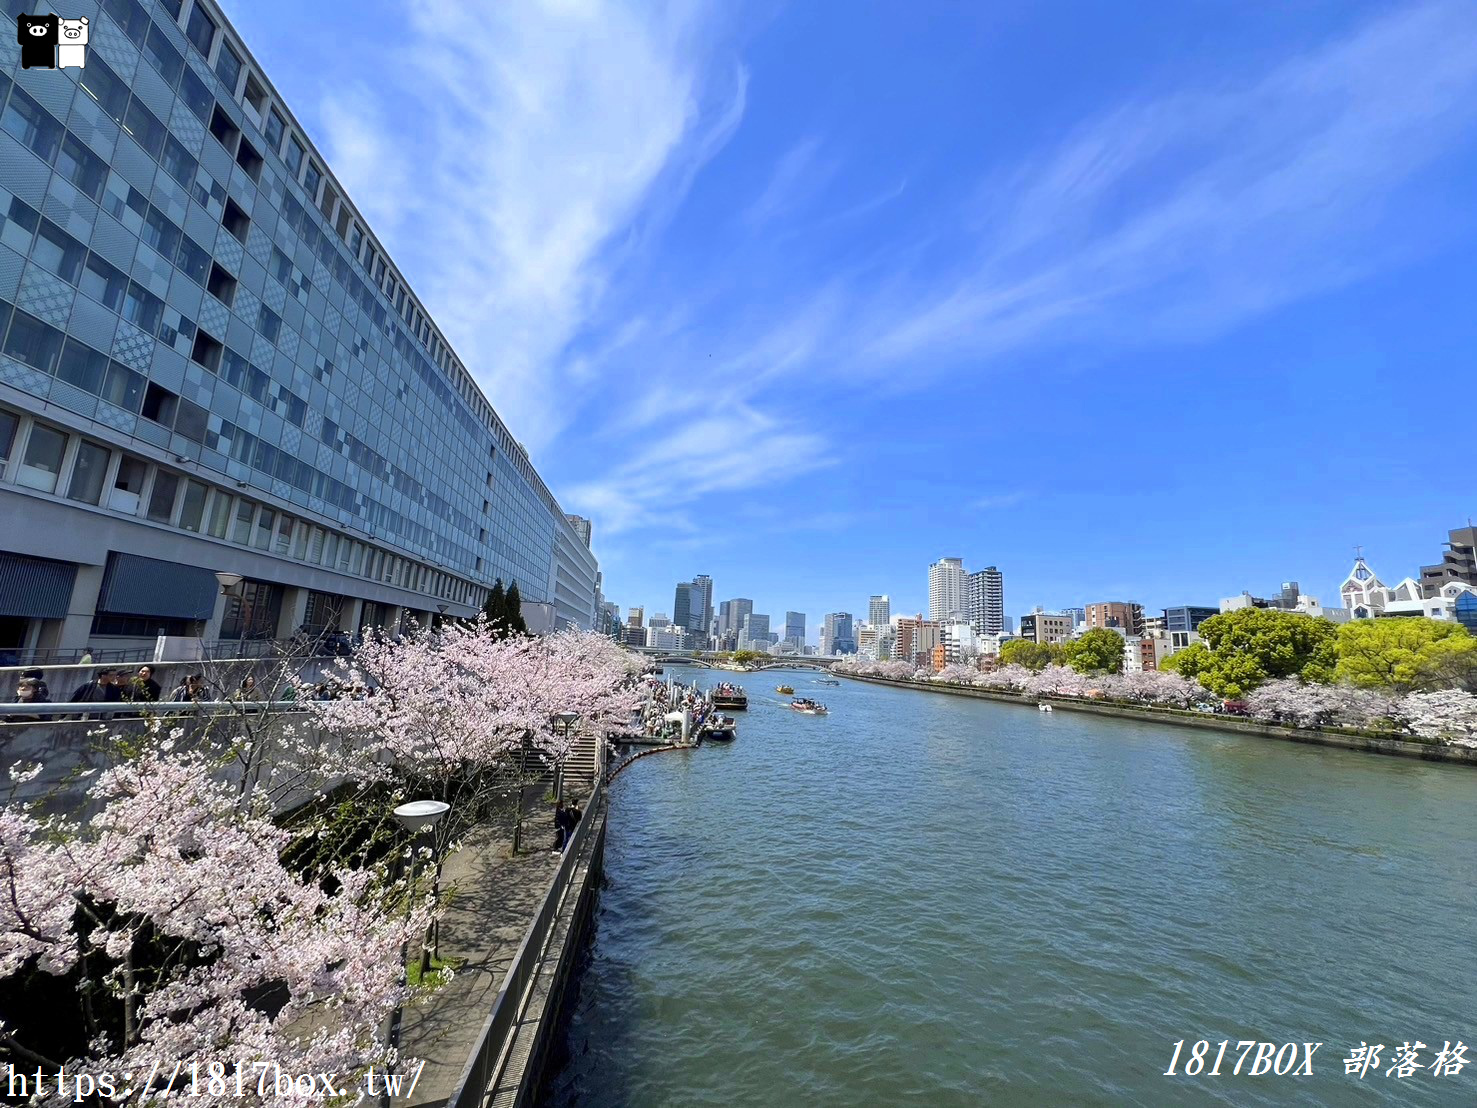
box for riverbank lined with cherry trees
[831,658,1477,763]
[0,621,642,1106]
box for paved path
[402,797,568,1107]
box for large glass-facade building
[0,0,599,659]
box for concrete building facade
[964,565,1003,635]
[927,557,965,622]
[0,0,600,660]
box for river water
[547,668,1477,1106]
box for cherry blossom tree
[1399,689,1477,746]
[0,752,421,1106]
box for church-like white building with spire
[1340,553,1475,620]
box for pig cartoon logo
[58,16,87,69]
[16,13,58,69]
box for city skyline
[230,1,1477,633]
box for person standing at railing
[19,668,49,701]
[125,664,161,703]
[169,673,209,702]
[67,669,122,720]
[10,677,48,722]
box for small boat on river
[789,697,828,716]
[712,683,748,710]
[703,715,737,741]
[817,678,840,686]
[775,684,795,694]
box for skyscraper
[965,566,1004,634]
[672,574,712,642]
[564,515,592,547]
[719,598,753,645]
[869,594,890,626]
[821,612,856,655]
[739,612,770,648]
[928,558,965,622]
[784,611,805,647]
[627,606,644,628]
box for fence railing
[444,778,607,1108]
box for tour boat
[775,684,795,694]
[817,678,840,686]
[703,715,737,741]
[712,683,748,710]
[789,698,828,716]
[1038,703,1054,713]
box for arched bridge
[646,654,838,671]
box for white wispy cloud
[314,0,743,452]
[564,403,833,535]
[972,492,1030,511]
[855,1,1477,365]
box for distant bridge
[644,652,839,672]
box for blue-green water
[548,669,1477,1106]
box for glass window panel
[1,88,63,163]
[78,56,129,124]
[81,253,127,311]
[274,513,293,554]
[0,410,15,473]
[303,162,322,202]
[3,310,64,374]
[185,3,216,55]
[178,68,213,123]
[232,500,254,543]
[207,490,231,537]
[142,22,183,86]
[122,98,166,158]
[146,470,179,522]
[158,0,182,17]
[173,398,208,443]
[0,195,38,254]
[100,0,149,46]
[66,440,110,504]
[123,281,164,334]
[178,479,208,531]
[160,135,196,188]
[17,423,66,492]
[109,454,146,513]
[33,220,86,284]
[292,523,309,559]
[56,134,107,202]
[101,361,144,411]
[285,136,304,176]
[253,507,274,549]
[175,234,209,285]
[265,109,285,152]
[56,339,107,393]
[216,44,243,96]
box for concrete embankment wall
[836,673,1477,768]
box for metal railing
[444,779,607,1108]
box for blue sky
[226,0,1477,633]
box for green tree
[1161,608,1337,698]
[999,639,1060,671]
[1334,618,1477,692]
[504,580,528,637]
[482,579,506,628]
[1061,628,1125,675]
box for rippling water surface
[548,670,1477,1106]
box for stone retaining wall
[836,673,1477,767]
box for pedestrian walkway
[401,803,564,1107]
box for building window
[285,135,304,176]
[0,410,15,479]
[146,470,180,523]
[15,423,65,492]
[253,507,275,550]
[1,87,63,162]
[257,304,281,343]
[179,68,213,123]
[208,103,240,151]
[100,0,149,45]
[264,108,286,153]
[231,499,254,544]
[56,339,108,393]
[178,479,208,532]
[221,197,250,243]
[109,455,147,514]
[56,134,108,203]
[185,2,216,56]
[123,97,167,158]
[220,580,282,640]
[101,361,144,412]
[303,161,322,202]
[235,136,263,180]
[142,22,183,86]
[3,310,64,374]
[33,221,87,285]
[65,440,110,505]
[81,253,127,311]
[242,74,267,122]
[215,41,242,93]
[78,56,129,123]
[206,263,236,306]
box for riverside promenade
[401,803,562,1107]
[836,672,1477,766]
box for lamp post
[386,798,449,1086]
[552,711,580,805]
